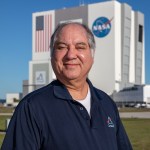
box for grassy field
[0,116,11,131]
[0,109,150,149]
[0,115,11,147]
[122,118,150,150]
[0,134,5,147]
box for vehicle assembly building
[23,0,146,104]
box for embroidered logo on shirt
[107,116,114,128]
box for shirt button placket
[79,106,90,121]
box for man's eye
[76,43,87,50]
[76,46,86,50]
[57,45,67,50]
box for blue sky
[0,0,150,99]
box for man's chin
[60,75,80,82]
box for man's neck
[59,78,89,100]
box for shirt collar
[52,79,102,102]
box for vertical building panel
[134,11,145,84]
[121,3,132,89]
[129,11,135,83]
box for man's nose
[65,46,77,59]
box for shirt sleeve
[1,99,42,150]
[116,112,133,150]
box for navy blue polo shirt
[1,79,132,150]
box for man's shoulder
[88,79,113,102]
[92,86,112,101]
[92,86,117,110]
[20,80,59,105]
[92,86,119,121]
[25,84,52,100]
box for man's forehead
[56,41,88,45]
[59,24,86,34]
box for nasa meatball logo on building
[92,17,113,38]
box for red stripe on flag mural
[46,15,48,52]
[47,15,49,52]
[48,14,52,52]
[43,16,45,52]
[49,14,52,52]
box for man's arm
[1,99,41,150]
[116,113,133,150]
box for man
[1,22,133,150]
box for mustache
[63,59,79,65]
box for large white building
[113,85,150,106]
[5,93,22,107]
[23,0,145,103]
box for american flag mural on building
[35,14,52,52]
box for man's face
[51,24,94,82]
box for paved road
[0,131,5,134]
[119,112,150,118]
[0,113,13,116]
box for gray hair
[50,22,95,57]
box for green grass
[0,134,5,147]
[122,118,150,150]
[0,116,11,130]
[0,115,11,147]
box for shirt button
[80,107,84,110]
